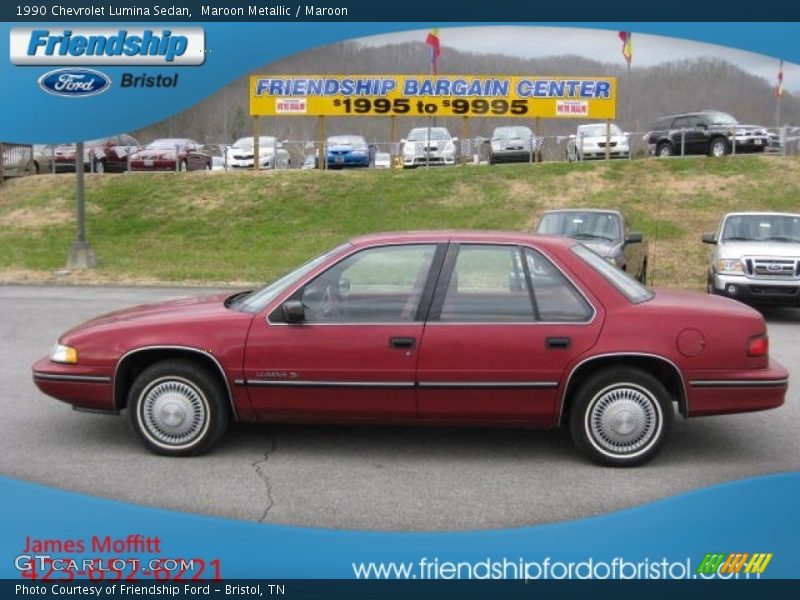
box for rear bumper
[32,357,115,412]
[686,359,788,416]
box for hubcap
[712,143,725,157]
[587,384,660,457]
[140,378,207,447]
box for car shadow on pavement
[755,306,800,323]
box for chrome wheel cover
[585,383,662,459]
[711,141,726,157]
[139,376,209,449]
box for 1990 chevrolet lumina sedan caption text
[32,232,787,466]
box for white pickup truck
[703,212,800,306]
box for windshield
[537,212,621,243]
[704,112,738,126]
[722,214,800,243]
[407,128,450,142]
[328,136,365,146]
[573,244,653,304]
[233,137,276,149]
[147,139,187,149]
[578,124,623,137]
[231,243,351,313]
[492,127,532,140]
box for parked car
[129,139,212,172]
[226,136,290,170]
[373,152,392,169]
[32,144,54,174]
[644,111,769,157]
[567,123,630,161]
[401,127,458,168]
[488,126,537,164]
[326,135,371,169]
[32,231,787,466]
[536,209,647,282]
[53,134,140,173]
[702,212,800,306]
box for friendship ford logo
[38,68,111,98]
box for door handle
[389,337,416,349]
[545,337,571,350]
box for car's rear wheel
[569,367,673,467]
[656,142,673,158]
[128,360,229,456]
[180,160,188,172]
[709,137,729,157]
[94,160,105,173]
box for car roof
[348,230,578,250]
[540,208,621,216]
[722,211,800,218]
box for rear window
[573,244,653,304]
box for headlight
[717,258,744,274]
[51,343,78,364]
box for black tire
[569,367,673,467]
[204,161,212,170]
[656,142,673,158]
[709,137,729,157]
[128,359,229,456]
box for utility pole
[66,141,96,270]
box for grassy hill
[1,156,799,289]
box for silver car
[401,127,458,168]
[567,123,630,161]
[703,212,800,306]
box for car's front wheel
[569,367,673,467]
[128,360,229,456]
[709,137,729,157]
[656,142,673,158]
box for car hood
[574,239,619,257]
[719,240,800,258]
[64,293,234,335]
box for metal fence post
[51,144,56,174]
[126,145,131,172]
[732,135,736,156]
[680,129,685,157]
[175,144,180,172]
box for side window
[439,245,534,322]
[525,249,593,322]
[298,244,436,323]
[672,117,689,130]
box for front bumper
[490,149,533,163]
[32,357,115,412]
[130,159,177,171]
[403,152,457,167]
[712,273,800,305]
[326,155,369,168]
[579,148,630,159]
[686,358,788,417]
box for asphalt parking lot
[2,284,799,531]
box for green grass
[1,155,799,289]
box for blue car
[326,135,371,169]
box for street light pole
[66,141,96,270]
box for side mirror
[281,300,305,323]
[451,137,459,143]
[701,232,717,245]
[338,278,351,297]
[625,232,643,244]
[400,138,406,144]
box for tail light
[747,334,769,357]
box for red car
[129,138,212,172]
[32,232,788,466]
[52,134,141,173]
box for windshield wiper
[764,236,800,243]
[570,233,616,242]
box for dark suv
[645,111,769,158]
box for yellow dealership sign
[250,74,617,119]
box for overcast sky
[357,26,797,93]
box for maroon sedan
[129,138,212,172]
[52,134,140,173]
[32,232,788,466]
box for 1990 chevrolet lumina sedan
[32,232,788,466]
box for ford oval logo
[37,68,111,98]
